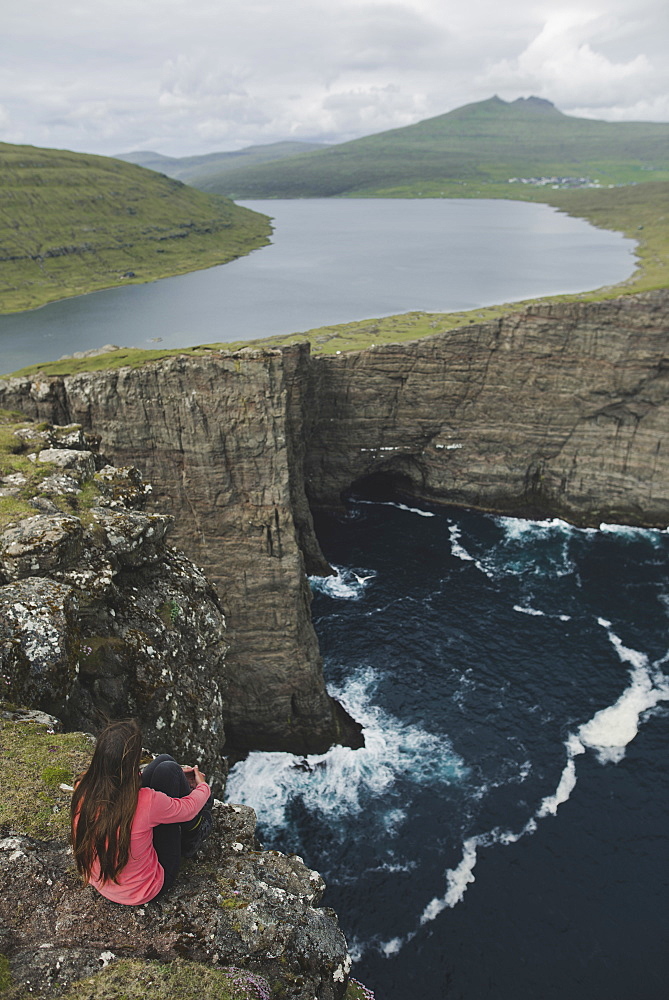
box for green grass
[0,957,272,1000]
[0,142,272,313]
[44,960,270,1000]
[195,96,669,199]
[0,718,94,839]
[0,412,107,529]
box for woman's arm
[147,780,211,826]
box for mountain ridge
[0,141,271,312]
[179,95,669,199]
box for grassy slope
[117,141,328,185]
[0,143,272,313]
[194,96,669,199]
[3,178,666,380]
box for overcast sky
[1,0,667,158]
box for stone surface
[0,430,229,783]
[37,448,96,479]
[0,576,79,713]
[0,800,349,1000]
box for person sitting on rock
[71,719,213,905]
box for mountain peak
[510,96,561,114]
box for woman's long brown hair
[70,720,142,885]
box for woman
[71,719,212,905]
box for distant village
[507,176,613,189]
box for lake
[0,198,635,373]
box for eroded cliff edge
[305,290,669,526]
[2,290,668,753]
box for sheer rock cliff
[1,290,668,754]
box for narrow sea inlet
[0,198,634,372]
[228,495,669,1000]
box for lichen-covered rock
[0,514,84,581]
[0,423,229,783]
[37,449,96,480]
[0,801,349,1000]
[0,577,79,710]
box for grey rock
[0,452,229,783]
[0,576,79,710]
[0,514,84,581]
[37,448,95,480]
[0,802,349,1000]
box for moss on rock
[0,717,93,839]
[4,957,272,1000]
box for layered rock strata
[305,290,669,525]
[1,290,668,755]
[0,357,353,756]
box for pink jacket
[88,782,211,905]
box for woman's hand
[183,765,207,787]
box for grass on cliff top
[0,717,93,839]
[0,411,52,529]
[26,959,272,1000]
[0,142,272,314]
[1,956,370,1000]
[2,180,667,380]
[0,411,97,531]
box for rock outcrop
[0,716,350,1000]
[1,290,668,755]
[0,423,228,782]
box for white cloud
[480,9,657,108]
[0,0,666,156]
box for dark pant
[140,753,192,895]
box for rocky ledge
[0,713,352,1000]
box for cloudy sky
[1,0,667,157]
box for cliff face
[305,290,669,525]
[0,352,351,756]
[2,290,668,755]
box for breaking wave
[227,666,466,837]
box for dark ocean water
[227,493,669,1000]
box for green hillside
[116,141,327,185]
[0,143,272,313]
[195,96,669,199]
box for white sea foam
[415,620,669,941]
[354,499,435,517]
[598,522,668,541]
[513,605,572,621]
[380,937,404,957]
[309,564,377,601]
[447,523,476,563]
[577,620,669,763]
[226,666,465,836]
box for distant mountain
[0,142,271,313]
[116,141,328,186]
[187,96,669,199]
